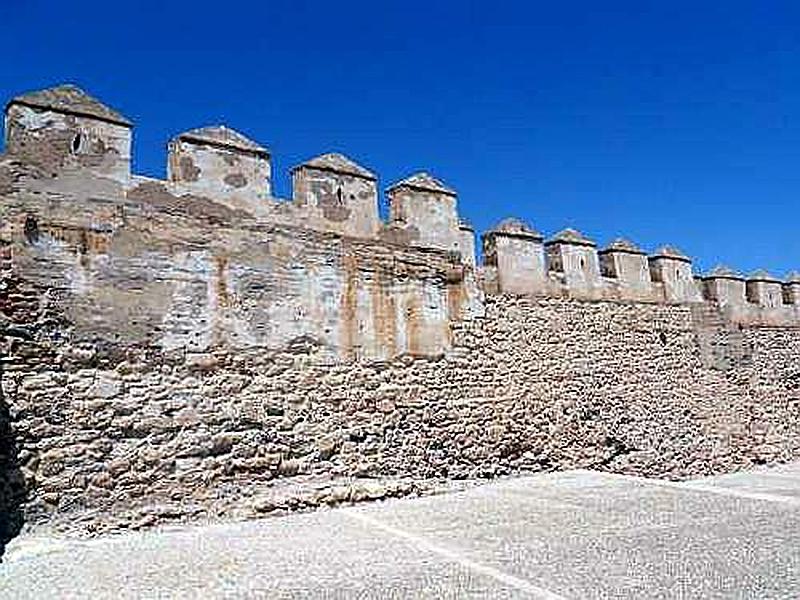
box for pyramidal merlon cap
[602,238,644,254]
[485,217,543,241]
[388,172,456,196]
[7,83,132,127]
[651,245,691,262]
[293,153,375,180]
[546,228,596,247]
[177,125,268,157]
[459,218,474,231]
[705,265,744,280]
[786,271,800,283]
[747,269,780,282]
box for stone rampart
[482,222,800,326]
[2,84,800,543]
[3,294,800,537]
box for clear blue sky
[2,1,799,274]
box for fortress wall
[3,83,798,321]
[483,224,800,324]
[4,287,800,535]
[3,84,800,540]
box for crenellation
[387,172,460,254]
[482,218,546,296]
[702,265,747,307]
[598,238,652,300]
[1,81,800,360]
[745,270,783,308]
[4,85,132,186]
[167,126,271,214]
[783,272,800,306]
[291,153,380,239]
[457,219,476,267]
[544,228,602,298]
[648,245,702,304]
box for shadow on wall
[0,346,25,561]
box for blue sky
[2,1,799,274]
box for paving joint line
[575,470,800,506]
[344,510,569,600]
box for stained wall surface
[167,133,272,214]
[4,103,131,186]
[292,160,380,240]
[0,160,468,363]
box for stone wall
[3,83,800,550]
[3,291,800,538]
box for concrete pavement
[3,463,800,598]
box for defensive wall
[1,85,800,547]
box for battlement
[481,216,799,326]
[2,84,469,260]
[2,82,799,366]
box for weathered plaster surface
[388,182,460,253]
[168,134,271,214]
[292,164,380,239]
[5,104,131,186]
